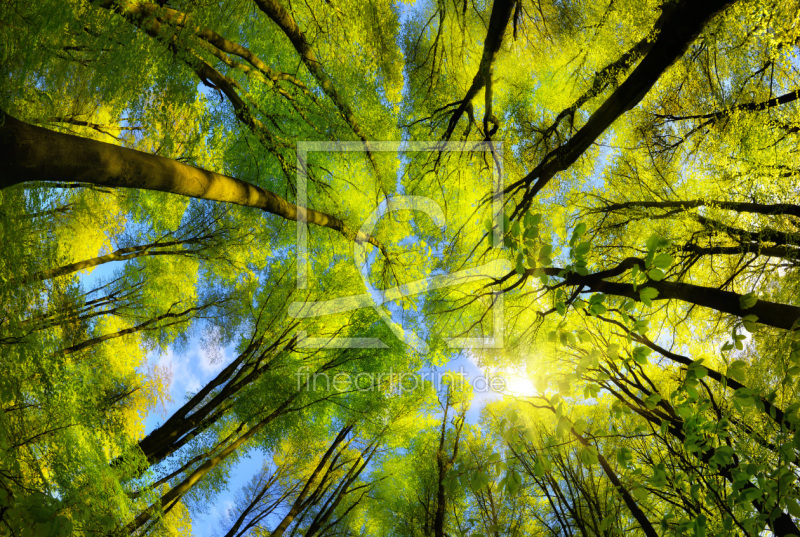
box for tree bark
[269,425,353,537]
[522,258,800,331]
[508,0,736,208]
[251,0,372,146]
[442,0,517,141]
[587,277,799,330]
[16,238,205,284]
[0,112,384,250]
[134,334,293,468]
[599,198,800,218]
[570,428,659,537]
[125,397,298,533]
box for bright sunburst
[499,369,537,397]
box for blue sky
[79,248,518,535]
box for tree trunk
[16,238,204,284]
[509,0,735,203]
[531,259,800,331]
[125,397,298,533]
[0,112,383,249]
[570,428,658,537]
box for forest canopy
[2,0,800,535]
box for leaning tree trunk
[0,112,385,251]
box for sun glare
[501,370,537,397]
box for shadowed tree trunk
[507,258,800,330]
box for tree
[3,0,800,534]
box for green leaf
[728,360,747,383]
[713,445,734,466]
[556,416,571,438]
[639,287,659,306]
[650,463,667,488]
[599,515,614,532]
[741,486,762,502]
[633,319,649,334]
[585,383,600,399]
[646,233,668,252]
[581,444,598,465]
[686,359,706,378]
[573,418,588,435]
[588,293,605,304]
[644,393,662,410]
[617,447,632,468]
[525,213,542,227]
[742,314,759,332]
[631,485,649,502]
[574,241,590,257]
[739,292,758,309]
[535,376,548,394]
[787,498,800,518]
[632,346,652,365]
[589,303,606,315]
[694,513,707,537]
[652,252,673,269]
[506,469,521,494]
[647,268,665,281]
[533,458,545,477]
[470,472,483,491]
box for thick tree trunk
[0,112,384,249]
[509,0,736,205]
[433,393,465,537]
[588,278,800,331]
[683,243,800,260]
[528,259,800,331]
[125,397,297,533]
[133,334,292,468]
